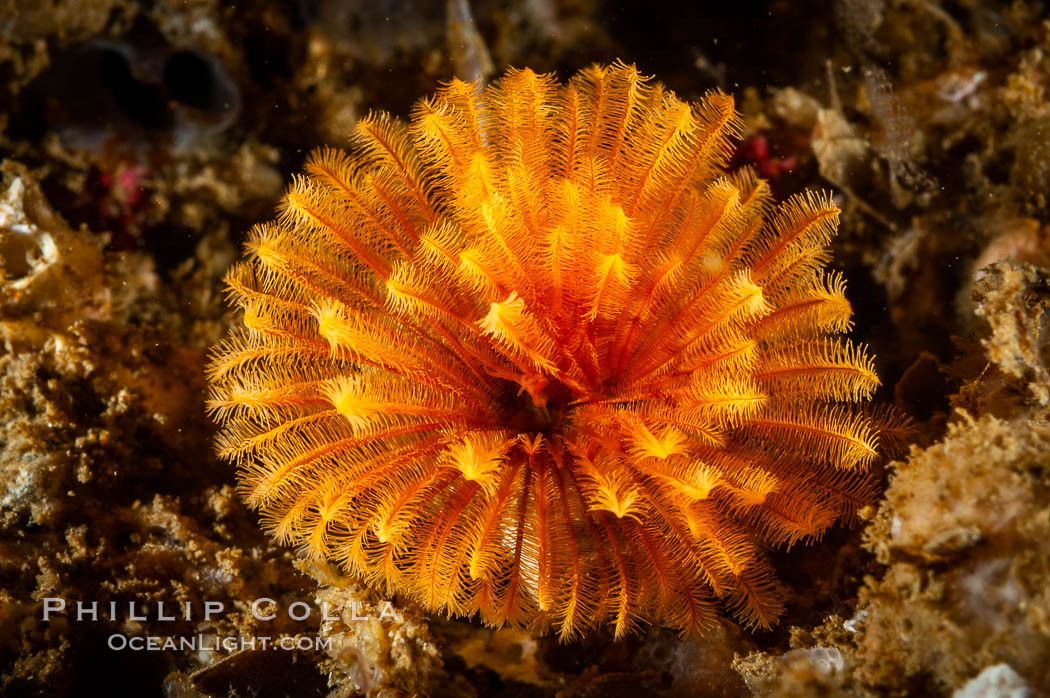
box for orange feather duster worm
[208,61,880,639]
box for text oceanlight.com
[107,635,334,652]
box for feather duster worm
[208,62,880,639]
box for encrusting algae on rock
[734,262,1050,696]
[207,61,885,640]
[0,161,440,697]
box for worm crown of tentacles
[208,61,880,639]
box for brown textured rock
[0,164,321,695]
[736,260,1050,697]
[971,263,1050,407]
[310,562,444,698]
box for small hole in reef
[99,47,171,130]
[145,223,201,270]
[0,234,39,280]
[164,50,217,111]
